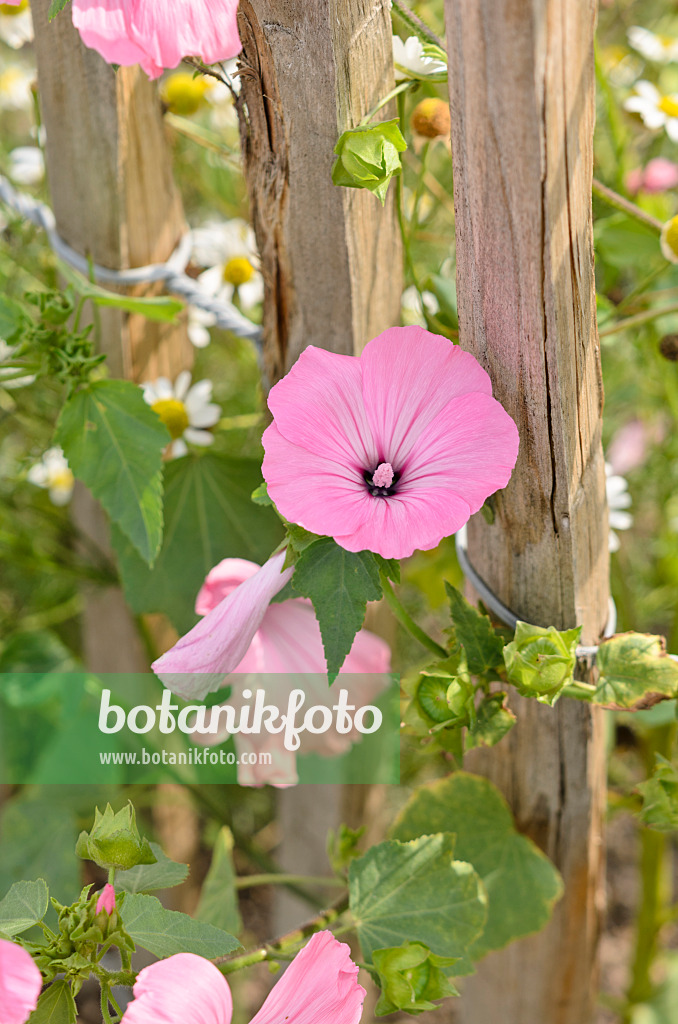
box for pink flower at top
[626,157,678,195]
[96,883,116,916]
[262,327,519,560]
[121,931,365,1024]
[152,553,390,700]
[70,0,241,80]
[0,938,42,1024]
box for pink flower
[262,327,519,560]
[626,158,678,195]
[0,939,42,1024]
[70,1,242,80]
[121,931,365,1024]
[96,883,116,916]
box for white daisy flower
[606,463,633,553]
[187,306,217,349]
[0,1,33,49]
[27,447,74,506]
[392,35,447,82]
[0,63,33,111]
[192,219,264,316]
[627,26,678,64]
[142,371,221,459]
[401,285,440,327]
[7,145,44,185]
[624,81,678,141]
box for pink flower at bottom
[96,883,116,916]
[71,0,242,80]
[262,326,519,560]
[0,939,42,1024]
[121,932,365,1024]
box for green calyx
[75,802,157,871]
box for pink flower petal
[0,939,42,1024]
[121,954,232,1024]
[152,551,293,700]
[72,1,161,77]
[267,347,378,470]
[263,423,370,539]
[401,391,520,513]
[335,487,472,559]
[360,327,493,465]
[248,932,365,1024]
[95,883,116,916]
[196,559,262,616]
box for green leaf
[327,823,365,875]
[348,834,486,976]
[503,621,581,705]
[293,538,382,681]
[251,481,273,506]
[58,262,183,323]
[466,693,516,749]
[373,942,458,1016]
[332,119,407,205]
[594,633,678,709]
[115,842,188,893]
[195,827,242,935]
[28,981,77,1024]
[374,554,401,585]
[0,296,26,342]
[55,380,169,565]
[391,773,563,959]
[120,893,240,958]
[0,879,49,936]
[112,454,284,633]
[48,0,72,20]
[444,584,505,676]
[637,755,678,831]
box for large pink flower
[262,327,519,559]
[0,939,43,1024]
[153,553,390,697]
[70,0,241,80]
[121,932,365,1024]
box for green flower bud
[332,119,407,205]
[503,622,581,705]
[75,802,157,871]
[373,941,459,1016]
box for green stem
[594,43,628,192]
[409,141,430,250]
[107,867,115,886]
[562,680,597,702]
[360,81,412,126]
[235,874,346,890]
[380,574,447,659]
[100,985,115,1024]
[391,0,445,48]
[592,177,663,235]
[214,895,350,974]
[598,302,678,339]
[624,724,676,1018]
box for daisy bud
[660,334,678,361]
[660,215,678,263]
[410,97,451,140]
[161,71,211,116]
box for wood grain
[444,1,608,1021]
[237,0,402,382]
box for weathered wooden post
[31,0,193,672]
[236,0,402,928]
[445,1,608,1021]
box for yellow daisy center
[664,216,678,258]
[50,468,74,491]
[659,95,678,118]
[160,71,210,116]
[152,398,189,440]
[223,257,254,287]
[0,68,25,91]
[0,1,28,14]
[659,35,675,47]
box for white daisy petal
[188,403,221,428]
[170,438,188,459]
[174,370,192,401]
[184,427,214,446]
[185,379,213,410]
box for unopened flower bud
[659,334,678,361]
[410,98,451,140]
[95,883,116,916]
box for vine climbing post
[236,0,402,928]
[31,0,193,671]
[444,1,609,1022]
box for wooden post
[445,1,608,1022]
[236,0,402,929]
[237,0,401,381]
[31,0,193,671]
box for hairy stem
[380,574,448,659]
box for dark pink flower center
[366,462,398,497]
